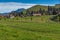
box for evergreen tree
[53,7,57,15]
[48,6,53,15]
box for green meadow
[0,15,60,40]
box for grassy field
[0,15,60,40]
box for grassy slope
[23,5,48,14]
[27,5,48,11]
[0,15,60,40]
[55,4,60,8]
[27,4,60,11]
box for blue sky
[0,0,60,4]
[0,0,60,13]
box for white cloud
[0,2,36,13]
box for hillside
[55,4,60,8]
[28,4,60,11]
[27,5,48,11]
[23,5,48,14]
[23,4,60,14]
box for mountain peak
[16,8,25,12]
